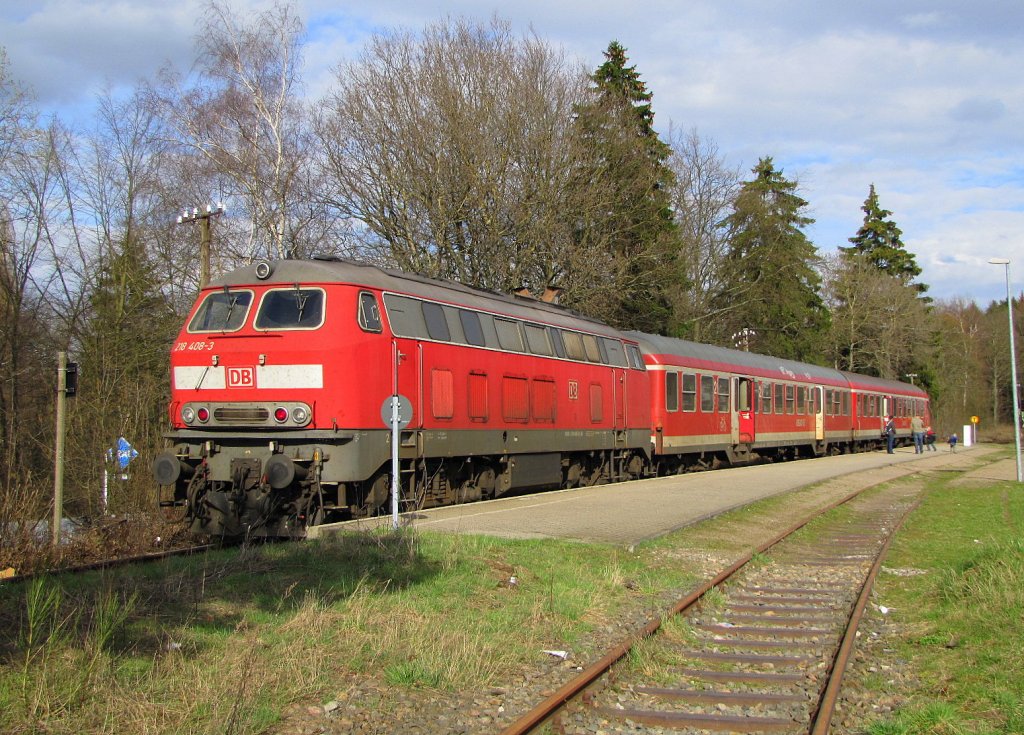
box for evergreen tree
[572,41,678,333]
[841,184,925,292]
[716,157,829,362]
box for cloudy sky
[2,0,1022,305]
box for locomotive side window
[383,294,427,338]
[626,344,645,370]
[422,301,451,342]
[562,331,586,361]
[357,291,382,333]
[548,328,567,358]
[188,289,253,333]
[666,371,679,412]
[682,373,697,412]
[495,318,525,352]
[525,324,553,356]
[601,338,628,367]
[700,375,715,412]
[460,310,486,346]
[254,287,324,330]
[582,334,602,363]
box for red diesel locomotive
[153,257,928,539]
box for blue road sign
[116,437,138,470]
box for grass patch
[0,527,697,734]
[862,454,1024,734]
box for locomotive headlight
[181,406,195,424]
[292,406,309,425]
[196,407,210,423]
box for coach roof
[627,332,850,386]
[208,257,624,336]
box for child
[948,432,958,452]
[925,426,937,451]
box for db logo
[227,366,256,388]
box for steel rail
[810,495,923,734]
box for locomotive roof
[208,257,622,336]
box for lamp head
[989,257,1011,265]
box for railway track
[0,543,217,585]
[501,480,922,734]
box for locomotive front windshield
[188,290,253,332]
[255,287,325,330]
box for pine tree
[572,41,678,333]
[841,184,925,292]
[716,157,829,362]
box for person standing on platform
[885,415,896,454]
[911,414,925,453]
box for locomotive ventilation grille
[214,407,269,423]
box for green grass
[861,456,1024,734]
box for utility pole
[52,352,71,545]
[177,204,225,288]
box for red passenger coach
[627,333,929,470]
[154,257,652,538]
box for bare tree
[314,16,623,308]
[150,0,326,270]
[664,126,739,341]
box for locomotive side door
[391,338,423,430]
[733,376,754,444]
[613,368,627,429]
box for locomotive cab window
[357,291,382,333]
[254,287,324,330]
[188,289,253,333]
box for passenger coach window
[666,372,679,412]
[357,291,382,333]
[682,373,697,412]
[760,383,772,414]
[717,377,730,412]
[797,387,806,415]
[188,289,253,333]
[701,375,715,412]
[255,287,324,330]
[774,383,784,415]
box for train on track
[153,257,929,539]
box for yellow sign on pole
[970,415,980,424]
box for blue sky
[2,0,1022,305]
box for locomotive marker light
[989,257,1022,482]
[381,394,412,531]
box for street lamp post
[988,257,1022,482]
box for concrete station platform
[309,444,991,546]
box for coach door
[733,376,754,444]
[814,386,825,441]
